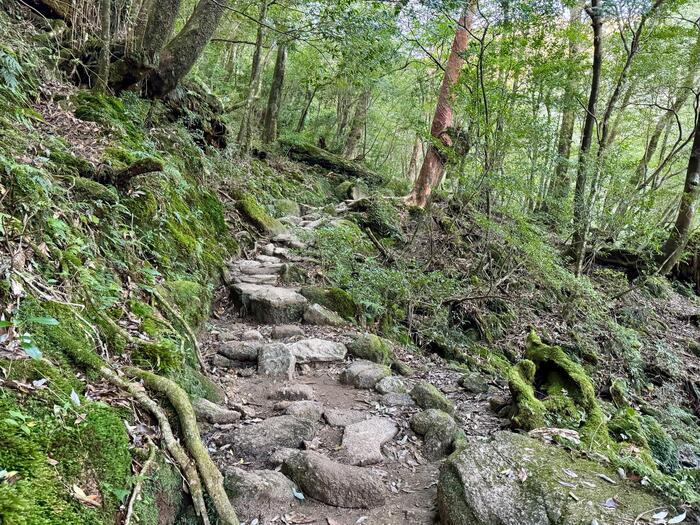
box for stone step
[340,360,391,389]
[223,467,297,519]
[341,416,398,466]
[230,273,278,285]
[231,283,308,324]
[287,338,347,364]
[272,232,307,249]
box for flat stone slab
[272,233,306,249]
[282,451,386,508]
[342,417,398,466]
[231,273,278,285]
[303,303,345,326]
[192,398,241,424]
[258,343,296,380]
[269,383,315,401]
[286,400,323,422]
[287,338,347,364]
[218,341,261,362]
[380,392,415,407]
[221,415,316,459]
[323,408,367,427]
[340,360,391,389]
[223,466,297,518]
[271,324,305,339]
[232,284,308,324]
[375,376,406,394]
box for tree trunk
[136,0,181,57]
[96,0,111,92]
[343,89,371,159]
[544,3,582,211]
[145,0,225,98]
[404,1,474,208]
[237,0,268,153]
[262,42,287,144]
[658,106,700,274]
[572,0,603,276]
[406,134,422,181]
[296,87,317,133]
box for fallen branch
[125,367,239,525]
[83,157,164,191]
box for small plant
[3,410,36,436]
[0,316,59,360]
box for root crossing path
[198,206,505,525]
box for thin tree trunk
[262,42,287,144]
[237,0,268,153]
[405,1,474,208]
[572,0,603,276]
[343,89,371,159]
[296,87,317,133]
[659,105,700,274]
[138,0,181,57]
[406,134,422,181]
[96,0,111,92]
[145,0,225,98]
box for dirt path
[196,207,507,525]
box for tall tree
[238,0,269,153]
[572,0,603,276]
[406,134,423,181]
[145,0,226,98]
[134,0,181,58]
[658,99,700,274]
[343,89,371,159]
[262,41,288,144]
[404,2,474,208]
[96,0,111,92]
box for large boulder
[223,466,297,518]
[232,284,307,324]
[281,450,386,508]
[287,338,347,363]
[220,415,316,460]
[348,333,393,364]
[438,432,666,525]
[340,360,391,389]
[410,409,458,459]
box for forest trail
[197,202,506,524]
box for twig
[124,438,157,525]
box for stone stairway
[196,209,505,524]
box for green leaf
[20,342,42,360]
[27,316,59,326]
[0,320,12,328]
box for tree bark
[404,1,474,208]
[96,0,111,92]
[343,89,371,159]
[296,86,317,133]
[658,105,700,274]
[145,0,225,98]
[237,0,268,153]
[406,134,422,181]
[136,0,181,57]
[262,42,287,144]
[572,0,603,276]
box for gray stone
[391,359,415,377]
[375,376,406,394]
[438,432,666,525]
[342,417,398,466]
[271,324,305,339]
[223,466,297,519]
[256,254,282,264]
[288,338,347,364]
[323,408,367,427]
[286,400,323,422]
[236,260,284,275]
[221,415,316,460]
[232,283,308,324]
[258,344,296,380]
[303,303,345,327]
[410,380,455,414]
[231,273,278,285]
[218,341,261,362]
[459,372,489,394]
[269,383,315,401]
[272,233,306,249]
[192,398,241,424]
[262,243,276,256]
[381,393,415,407]
[210,354,235,369]
[340,360,391,389]
[242,329,264,341]
[410,409,458,459]
[282,450,386,508]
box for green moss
[299,286,358,320]
[274,198,300,217]
[410,380,455,414]
[231,188,285,235]
[161,280,209,328]
[348,334,394,364]
[133,454,188,525]
[508,359,547,430]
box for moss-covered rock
[299,286,357,320]
[347,334,393,364]
[438,432,668,525]
[410,380,454,414]
[232,188,285,235]
[508,331,611,448]
[411,409,458,459]
[274,198,301,217]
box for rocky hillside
[1,5,700,525]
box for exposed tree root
[152,288,207,372]
[124,438,157,525]
[125,367,239,525]
[100,367,211,525]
